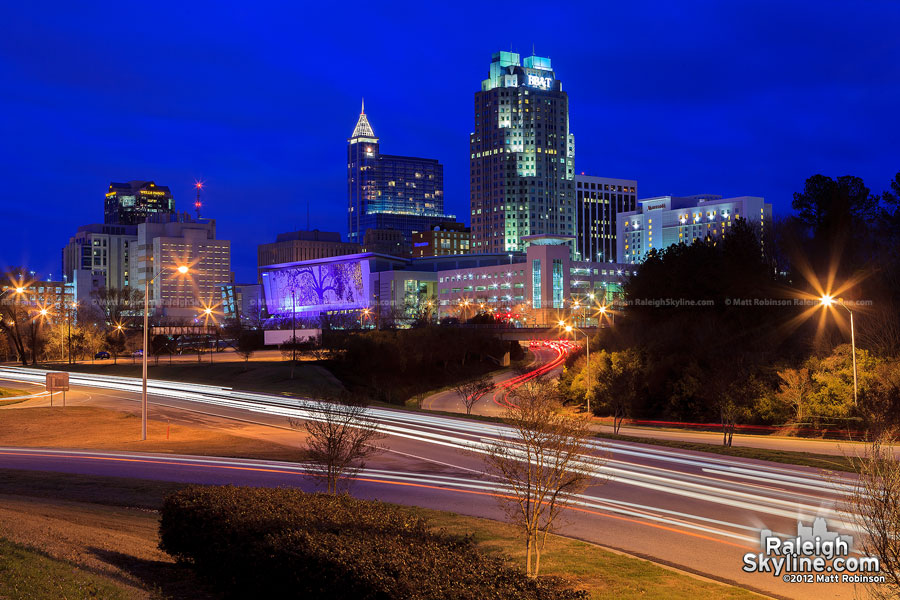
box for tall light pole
[598,304,613,327]
[67,301,77,364]
[820,294,858,406]
[560,320,591,414]
[141,263,189,440]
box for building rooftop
[274,229,344,243]
[350,99,376,139]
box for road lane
[0,366,865,599]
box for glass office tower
[347,102,452,247]
[104,181,175,226]
[470,52,576,254]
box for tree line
[558,170,900,442]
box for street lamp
[67,302,78,364]
[140,262,190,440]
[561,321,592,414]
[201,307,214,364]
[820,294,858,406]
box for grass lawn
[419,508,761,600]
[0,537,129,600]
[0,406,303,462]
[0,469,760,600]
[0,387,29,407]
[594,431,854,472]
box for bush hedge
[159,486,586,600]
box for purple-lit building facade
[259,236,632,328]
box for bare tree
[288,397,385,494]
[235,331,262,363]
[847,435,900,600]
[453,375,496,415]
[482,377,604,577]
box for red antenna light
[194,180,204,219]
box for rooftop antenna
[194,180,204,220]
[306,199,310,230]
[361,97,365,114]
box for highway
[423,341,572,415]
[0,364,867,599]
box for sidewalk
[590,421,886,457]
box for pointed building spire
[351,98,377,139]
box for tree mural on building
[270,261,364,312]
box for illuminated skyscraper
[347,102,452,249]
[104,181,175,226]
[470,52,576,254]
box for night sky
[2,1,898,282]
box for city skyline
[2,2,899,281]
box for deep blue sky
[2,1,898,282]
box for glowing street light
[559,320,592,414]
[820,294,858,406]
[140,262,190,440]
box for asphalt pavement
[0,366,873,599]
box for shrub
[159,486,586,600]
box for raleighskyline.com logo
[743,518,885,584]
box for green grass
[414,507,761,599]
[0,537,128,600]
[0,387,28,407]
[595,431,855,472]
[0,469,762,599]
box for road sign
[46,372,69,392]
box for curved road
[423,341,572,415]
[0,366,867,599]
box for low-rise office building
[435,235,632,327]
[257,230,361,268]
[132,214,231,317]
[575,174,637,263]
[217,283,264,325]
[61,223,138,304]
[412,222,471,257]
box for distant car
[132,349,144,357]
[94,351,110,359]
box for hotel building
[617,195,772,264]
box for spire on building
[351,99,377,139]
